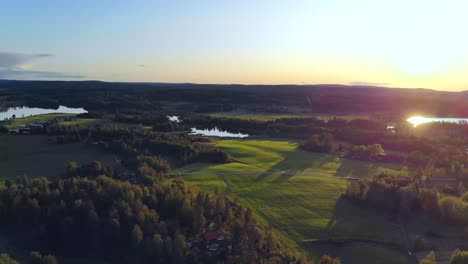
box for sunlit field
[3,113,76,130]
[178,139,412,263]
[178,139,408,178]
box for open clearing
[0,135,114,179]
[178,139,413,263]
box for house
[18,128,31,135]
[28,123,45,134]
[204,231,221,242]
[18,123,45,135]
[28,123,44,128]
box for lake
[0,106,88,121]
[407,116,468,127]
[167,116,180,122]
[190,127,249,138]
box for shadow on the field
[255,150,337,183]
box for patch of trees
[345,173,419,216]
[0,176,309,263]
[300,134,338,153]
[195,149,230,163]
[0,252,57,264]
[408,145,468,183]
[420,251,436,264]
[76,112,101,119]
[65,156,171,186]
[319,255,341,264]
[345,173,468,226]
[450,248,468,264]
[114,114,182,132]
[299,133,385,162]
[345,144,384,160]
[45,124,202,166]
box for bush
[0,126,8,134]
[196,149,229,163]
[300,133,337,153]
[450,248,468,264]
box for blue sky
[1,0,468,90]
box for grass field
[3,113,77,130]
[59,118,100,126]
[177,139,412,263]
[2,113,140,130]
[306,242,413,264]
[178,139,408,178]
[209,113,368,122]
[0,135,115,179]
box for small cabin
[204,231,221,242]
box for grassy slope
[4,113,76,130]
[0,135,115,179]
[59,118,100,126]
[178,139,412,263]
[179,139,408,178]
[3,113,102,131]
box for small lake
[407,116,468,127]
[0,106,88,121]
[190,127,249,138]
[167,116,180,122]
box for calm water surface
[167,116,180,122]
[0,106,87,121]
[407,116,468,127]
[190,127,249,138]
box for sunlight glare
[407,116,431,127]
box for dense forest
[0,172,308,263]
[1,81,468,117]
[345,172,468,230]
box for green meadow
[3,113,77,130]
[178,139,412,263]
[0,135,115,179]
[178,139,408,178]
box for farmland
[178,139,414,263]
[178,139,408,178]
[0,135,115,179]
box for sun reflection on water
[407,116,431,127]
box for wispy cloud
[0,52,84,79]
[349,81,391,86]
[0,52,52,68]
[0,69,85,79]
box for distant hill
[0,80,467,117]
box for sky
[1,0,468,91]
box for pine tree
[131,224,143,248]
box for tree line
[0,173,309,263]
[345,173,468,227]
